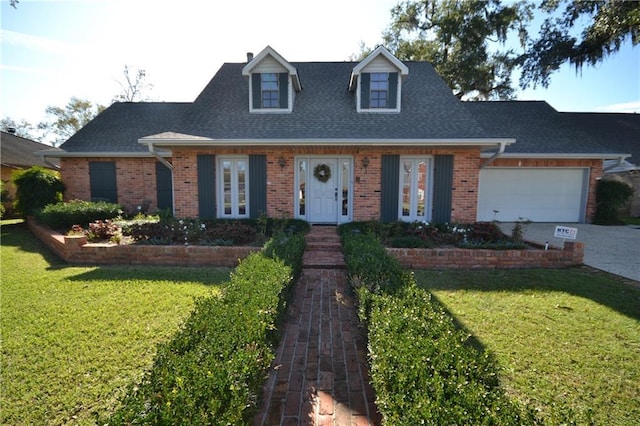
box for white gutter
[480,152,631,160]
[139,137,516,148]
[480,140,507,168]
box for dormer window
[261,73,280,108]
[349,46,409,113]
[242,46,302,114]
[370,73,389,108]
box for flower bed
[341,221,584,269]
[28,218,260,267]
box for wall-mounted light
[362,156,370,172]
[278,156,286,169]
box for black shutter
[388,72,398,109]
[197,154,216,219]
[155,162,173,211]
[89,161,117,203]
[380,155,400,223]
[432,155,454,223]
[360,73,370,109]
[249,155,267,218]
[252,73,262,109]
[279,73,289,109]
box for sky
[1,0,639,141]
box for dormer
[349,46,409,113]
[242,46,301,113]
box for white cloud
[595,101,640,114]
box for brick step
[303,251,346,269]
[305,241,342,251]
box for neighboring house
[562,112,640,217]
[43,46,629,224]
[1,130,61,215]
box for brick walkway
[254,226,380,426]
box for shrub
[594,179,634,225]
[37,200,122,230]
[12,167,65,217]
[340,231,541,425]
[124,218,310,246]
[107,232,306,425]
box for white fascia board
[480,152,631,160]
[242,45,301,91]
[352,46,409,76]
[141,138,514,148]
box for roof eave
[480,152,631,160]
[139,137,515,148]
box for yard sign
[554,226,578,240]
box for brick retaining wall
[28,218,583,269]
[387,242,584,269]
[27,218,259,267]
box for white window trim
[216,156,250,219]
[398,156,434,222]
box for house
[1,130,61,215]
[43,46,629,224]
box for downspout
[147,142,173,171]
[481,141,507,168]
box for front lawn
[0,222,230,425]
[414,268,640,425]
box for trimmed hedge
[340,230,539,425]
[37,200,122,230]
[107,232,305,425]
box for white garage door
[477,168,589,222]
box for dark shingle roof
[561,112,640,164]
[1,131,60,168]
[463,101,623,156]
[185,62,486,139]
[58,61,633,158]
[60,102,191,153]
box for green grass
[621,216,640,226]
[0,222,231,425]
[414,268,640,425]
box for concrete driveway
[499,222,640,282]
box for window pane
[223,161,232,214]
[417,161,427,217]
[261,73,279,108]
[341,160,349,216]
[370,73,388,108]
[401,160,412,217]
[299,160,306,216]
[237,161,246,215]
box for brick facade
[59,150,603,224]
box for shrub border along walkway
[340,230,543,424]
[28,218,583,269]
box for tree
[12,166,65,217]
[520,0,640,88]
[113,65,153,102]
[1,117,38,140]
[39,97,105,146]
[379,0,534,100]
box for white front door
[308,158,339,223]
